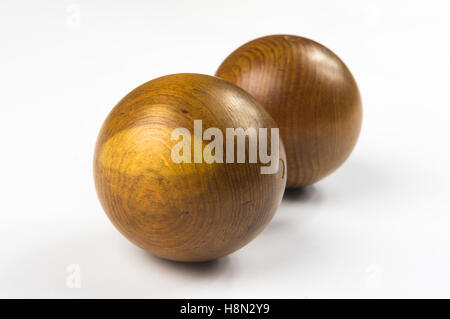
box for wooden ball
[94,73,286,262]
[216,35,362,188]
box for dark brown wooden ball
[94,73,286,262]
[216,35,362,188]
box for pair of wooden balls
[94,35,362,262]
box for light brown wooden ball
[94,73,286,262]
[216,35,362,188]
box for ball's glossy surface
[216,35,362,187]
[94,74,286,262]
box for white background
[1,0,449,298]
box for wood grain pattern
[216,35,362,188]
[94,73,286,262]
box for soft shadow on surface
[1,230,235,298]
[283,185,322,203]
[282,159,392,204]
[145,253,232,278]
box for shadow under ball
[216,35,362,188]
[94,73,287,262]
